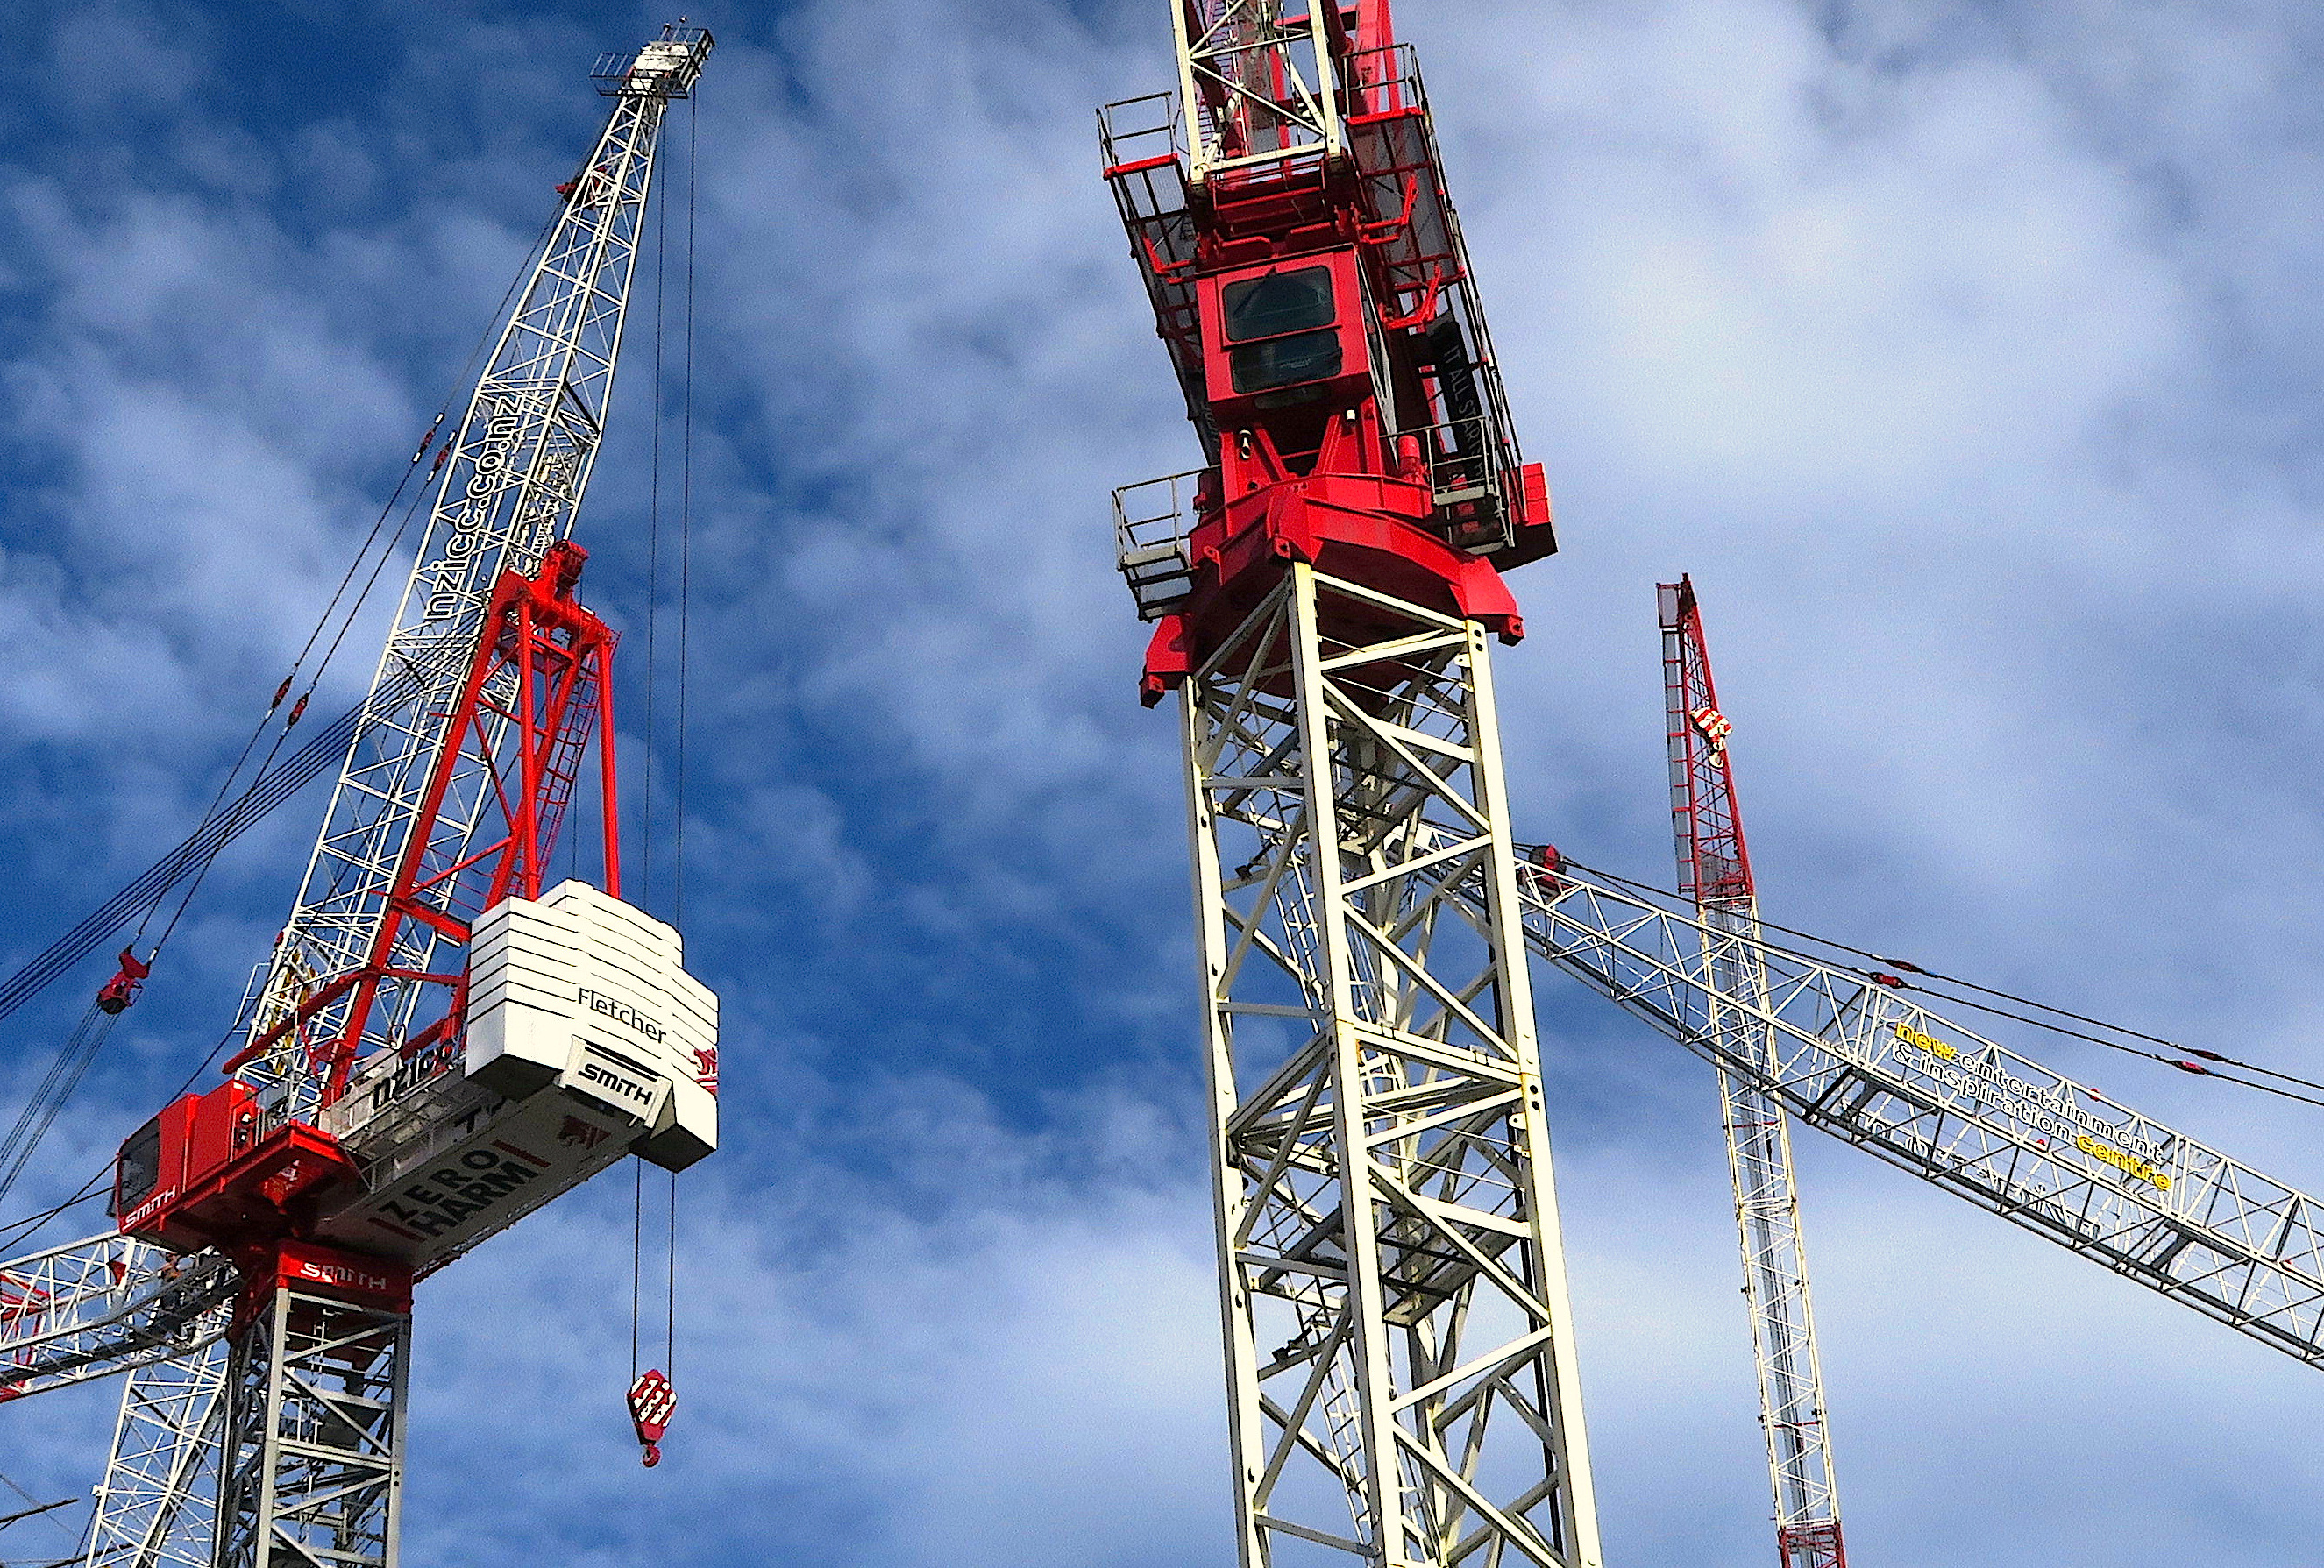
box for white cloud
[5,3,2324,1566]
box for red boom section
[1106,15,1554,699]
[120,546,622,1310]
[221,541,622,1104]
[1660,574,1754,906]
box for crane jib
[1501,858,2324,1368]
[247,46,692,1119]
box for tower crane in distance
[1661,577,1848,1568]
[0,27,717,1568]
[1103,4,1602,1564]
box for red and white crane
[1105,5,1602,1564]
[0,27,715,1568]
[1661,576,1846,1568]
[1100,4,2324,1562]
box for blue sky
[3,0,2324,1564]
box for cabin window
[115,1118,162,1215]
[1222,266,1335,343]
[1231,330,1344,393]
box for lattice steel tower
[1103,5,1601,1564]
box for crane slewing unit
[0,27,717,1568]
[1661,578,1848,1568]
[1103,5,1600,1564]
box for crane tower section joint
[1101,18,1554,705]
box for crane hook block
[628,1368,676,1468]
[95,947,153,1015]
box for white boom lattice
[0,1234,230,1400]
[244,30,709,1125]
[81,1338,229,1568]
[1492,856,2324,1367]
[1659,578,1846,1568]
[1182,565,1603,1568]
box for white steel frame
[216,1289,409,1568]
[1496,856,2324,1367]
[82,1337,230,1568]
[1172,0,1343,183]
[1181,564,1603,1568]
[245,31,708,1125]
[0,1234,230,1398]
[1701,909,1844,1562]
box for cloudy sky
[3,0,2323,1564]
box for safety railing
[1114,471,1205,621]
[1099,92,1184,176]
[1404,415,1517,554]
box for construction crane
[1103,4,1600,1565]
[0,27,716,1568]
[1660,578,1848,1568]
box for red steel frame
[224,541,622,1106]
[1662,574,1754,906]
[1114,5,1554,704]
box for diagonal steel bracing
[82,1337,230,1568]
[1472,855,2324,1374]
[216,1289,409,1568]
[245,68,688,1128]
[1182,565,1602,1568]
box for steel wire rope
[1551,854,2324,1112]
[135,199,562,960]
[666,88,699,1387]
[0,1470,76,1553]
[0,198,571,1263]
[0,506,434,1221]
[0,964,295,1252]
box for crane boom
[242,31,708,1127]
[0,1233,229,1399]
[1661,577,1849,1568]
[0,30,721,1568]
[1493,853,2324,1370]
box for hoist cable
[673,76,698,932]
[0,1007,118,1217]
[1553,855,2324,1112]
[0,164,567,1262]
[665,95,697,1387]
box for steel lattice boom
[1659,577,1848,1568]
[1491,854,2324,1371]
[243,32,707,1127]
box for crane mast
[0,29,719,1568]
[1104,5,1600,1564]
[1660,578,1847,1568]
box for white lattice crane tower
[1105,5,1601,1564]
[0,28,718,1568]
